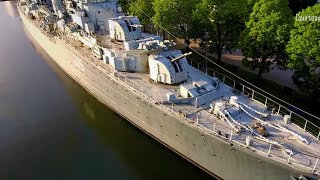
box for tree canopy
[117,0,130,13]
[153,0,201,45]
[241,0,294,79]
[286,4,320,96]
[194,0,248,64]
[128,0,155,25]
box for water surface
[0,2,213,180]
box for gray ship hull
[18,6,318,180]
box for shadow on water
[0,1,214,180]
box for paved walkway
[187,41,298,90]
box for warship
[16,0,320,179]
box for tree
[288,0,318,15]
[247,0,258,13]
[117,0,131,13]
[194,0,248,64]
[128,0,155,25]
[240,0,294,79]
[286,4,320,97]
[153,0,201,46]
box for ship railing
[188,58,320,141]
[110,67,319,173]
[192,116,319,174]
[25,8,319,172]
[96,39,124,52]
[111,61,320,174]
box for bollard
[229,130,233,142]
[213,123,216,133]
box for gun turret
[170,52,192,63]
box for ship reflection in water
[0,2,213,180]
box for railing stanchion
[313,158,319,172]
[304,120,308,131]
[229,130,233,142]
[251,90,255,100]
[318,130,320,139]
[223,76,225,84]
[242,85,245,94]
[233,80,236,89]
[267,144,272,156]
[287,150,292,163]
[277,105,281,115]
[265,97,268,106]
[196,115,199,124]
[213,123,216,133]
[171,103,174,113]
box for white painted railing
[113,72,319,173]
[189,58,320,141]
[22,9,319,174]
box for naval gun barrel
[170,52,192,62]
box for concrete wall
[19,10,317,180]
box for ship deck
[66,34,320,175]
[119,67,320,173]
